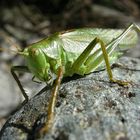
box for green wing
[60,28,138,54]
[27,27,138,64]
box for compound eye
[30,48,39,57]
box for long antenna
[0,31,27,55]
[0,31,21,49]
[4,36,21,52]
[0,46,28,56]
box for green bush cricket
[1,23,140,136]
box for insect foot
[110,78,131,86]
[38,113,54,138]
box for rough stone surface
[0,57,140,140]
[0,65,21,117]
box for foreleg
[11,66,30,102]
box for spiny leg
[84,38,130,85]
[96,38,129,85]
[84,23,140,69]
[71,36,130,86]
[77,23,140,85]
[70,21,138,73]
[11,66,30,102]
[84,23,140,73]
[39,66,63,136]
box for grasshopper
[1,23,140,135]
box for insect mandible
[1,23,140,135]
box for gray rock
[0,66,21,118]
[0,57,140,140]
